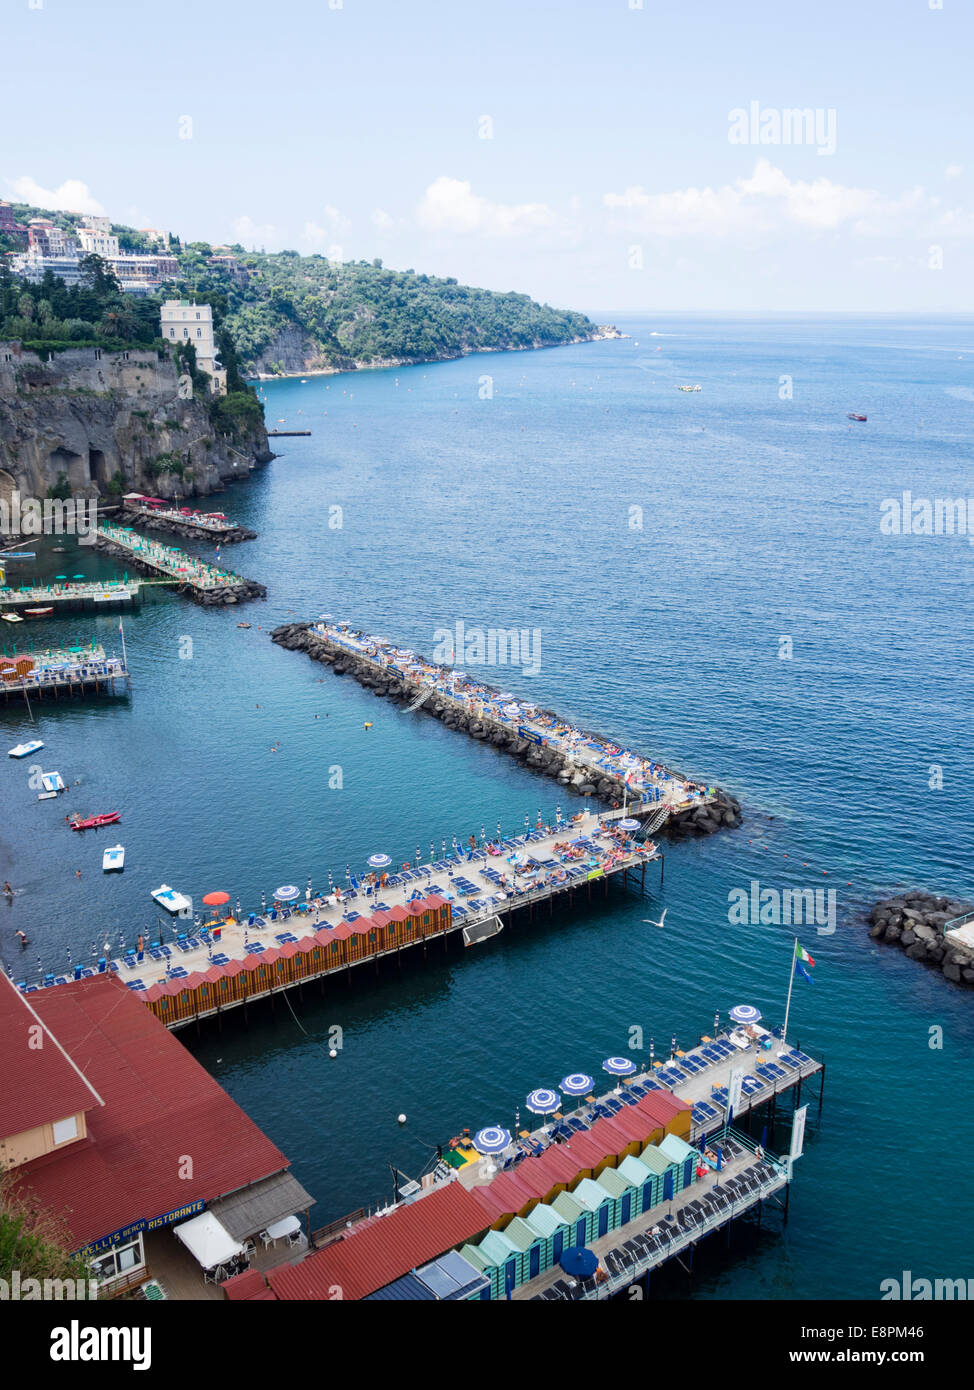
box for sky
[2,0,973,314]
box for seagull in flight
[643,908,667,929]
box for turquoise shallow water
[2,315,972,1298]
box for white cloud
[417,176,554,237]
[7,176,105,215]
[946,164,963,179]
[602,160,939,239]
[232,215,281,248]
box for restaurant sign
[145,1199,205,1232]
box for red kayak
[71,812,121,831]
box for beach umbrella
[274,884,300,902]
[618,818,640,831]
[559,1247,598,1278]
[560,1073,594,1097]
[525,1088,561,1118]
[367,854,391,869]
[472,1126,512,1156]
[602,1056,637,1077]
[202,891,230,913]
[729,1004,762,1025]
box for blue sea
[2,314,972,1299]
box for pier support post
[660,855,665,886]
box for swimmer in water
[15,930,28,948]
[3,881,12,896]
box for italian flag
[796,944,815,967]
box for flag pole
[119,617,128,671]
[782,935,797,1042]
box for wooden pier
[95,523,266,606]
[0,577,141,613]
[1,642,129,701]
[19,809,665,1027]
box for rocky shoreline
[868,891,974,987]
[270,621,743,839]
[118,507,256,544]
[95,534,267,606]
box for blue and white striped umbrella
[472,1126,513,1155]
[526,1088,561,1116]
[274,885,300,901]
[602,1057,637,1077]
[729,1004,762,1025]
[560,1073,595,1097]
[367,854,392,869]
[618,818,640,831]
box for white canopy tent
[173,1211,244,1270]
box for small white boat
[103,844,125,872]
[8,740,44,758]
[151,883,193,918]
[2,612,24,623]
[40,771,65,793]
[38,791,59,800]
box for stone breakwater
[94,533,267,606]
[270,622,743,838]
[118,508,257,544]
[868,891,974,988]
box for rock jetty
[270,621,743,838]
[118,507,256,544]
[868,891,974,988]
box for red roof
[525,1144,590,1189]
[636,1090,691,1128]
[269,1182,488,1302]
[10,974,292,1250]
[222,1268,277,1301]
[586,1115,632,1154]
[0,975,101,1139]
[469,1171,540,1221]
[556,1132,606,1170]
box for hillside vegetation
[3,204,604,376]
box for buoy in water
[364,721,373,729]
[398,1114,407,1125]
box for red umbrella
[202,891,230,908]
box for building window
[197,328,202,338]
[52,1115,79,1145]
[169,328,175,337]
[90,1234,145,1285]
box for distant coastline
[249,326,625,382]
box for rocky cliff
[0,342,271,505]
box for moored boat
[1,612,23,623]
[8,740,43,758]
[70,811,121,831]
[24,607,54,618]
[103,844,125,872]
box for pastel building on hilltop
[160,299,227,394]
